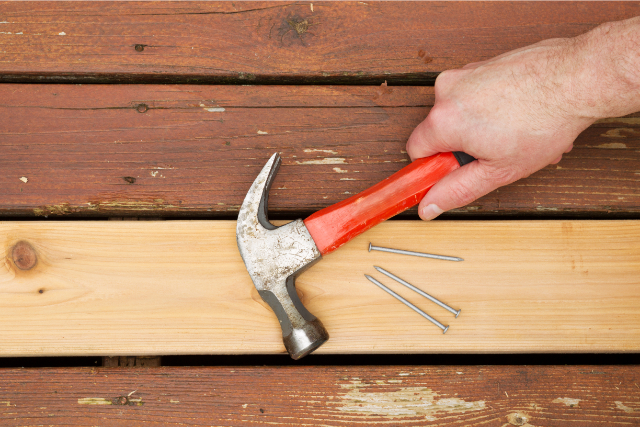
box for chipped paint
[506,412,533,426]
[615,401,634,413]
[600,128,634,139]
[296,158,346,165]
[78,398,112,405]
[34,203,71,216]
[86,199,175,212]
[205,107,225,112]
[333,167,348,173]
[19,176,28,183]
[595,117,640,125]
[310,3,313,12]
[336,382,485,420]
[257,130,268,135]
[0,401,11,406]
[58,31,66,36]
[304,149,338,154]
[536,206,558,211]
[553,397,581,407]
[170,400,180,404]
[340,178,355,181]
[597,141,628,148]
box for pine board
[0,220,638,356]
[1,84,638,218]
[0,2,639,83]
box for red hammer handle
[303,152,474,255]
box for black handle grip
[453,152,476,166]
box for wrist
[569,17,640,120]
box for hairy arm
[407,17,640,220]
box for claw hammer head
[236,153,329,359]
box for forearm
[571,16,640,120]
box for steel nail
[364,275,449,333]
[374,266,461,318]
[368,243,463,262]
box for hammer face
[237,153,329,359]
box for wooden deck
[0,2,639,425]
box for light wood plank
[0,220,638,356]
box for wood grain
[0,365,639,426]
[1,84,638,218]
[0,2,638,83]
[0,220,638,356]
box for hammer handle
[303,152,474,255]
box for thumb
[417,161,515,221]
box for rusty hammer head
[236,153,329,359]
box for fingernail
[420,204,444,221]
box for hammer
[237,151,474,359]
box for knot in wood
[12,241,37,270]
[287,18,309,35]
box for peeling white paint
[615,401,634,413]
[78,398,112,405]
[170,400,179,404]
[151,171,159,177]
[19,176,28,183]
[536,206,558,211]
[337,384,485,420]
[58,31,66,36]
[304,148,338,154]
[597,141,628,148]
[601,129,632,139]
[596,117,640,125]
[205,107,225,112]
[310,3,314,12]
[333,167,348,173]
[257,130,268,135]
[506,412,532,426]
[296,158,346,165]
[242,403,248,408]
[340,178,355,181]
[553,397,581,407]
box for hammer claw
[237,153,328,359]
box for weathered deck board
[0,2,638,83]
[0,220,638,356]
[1,84,638,218]
[0,365,639,426]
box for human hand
[406,38,596,221]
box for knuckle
[484,167,520,186]
[447,182,479,207]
